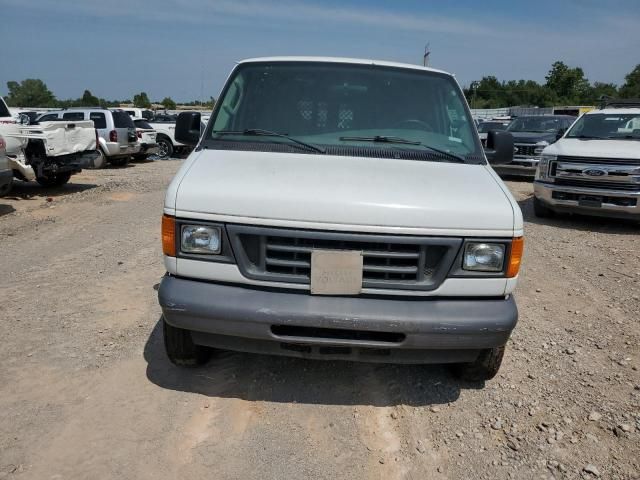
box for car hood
[545,138,640,159]
[172,150,517,235]
[510,131,557,144]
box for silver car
[37,108,140,168]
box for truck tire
[157,136,173,159]
[92,149,107,169]
[110,157,130,167]
[451,345,505,382]
[36,172,72,187]
[0,177,12,196]
[163,316,211,366]
[533,197,554,218]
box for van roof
[238,56,452,77]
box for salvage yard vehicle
[0,134,12,195]
[0,98,97,187]
[149,113,203,159]
[158,57,524,381]
[534,100,640,221]
[491,115,576,177]
[38,108,140,168]
[133,118,159,160]
[123,107,154,120]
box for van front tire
[451,345,505,382]
[163,316,211,366]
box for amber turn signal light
[506,237,524,278]
[162,215,176,257]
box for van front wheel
[162,316,211,366]
[451,345,505,382]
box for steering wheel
[395,119,433,131]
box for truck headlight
[536,154,556,180]
[181,225,221,254]
[534,141,549,155]
[463,243,505,272]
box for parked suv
[534,102,640,221]
[38,108,139,167]
[158,57,524,381]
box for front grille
[556,155,640,166]
[554,178,640,192]
[227,225,462,291]
[514,144,537,157]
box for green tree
[133,92,151,108]
[619,64,640,98]
[161,96,176,110]
[78,89,100,106]
[5,79,57,107]
[588,82,619,103]
[545,61,591,104]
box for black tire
[163,316,211,366]
[533,197,554,218]
[157,136,173,159]
[451,345,505,382]
[36,172,72,187]
[0,177,13,196]
[110,157,130,167]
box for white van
[158,57,523,381]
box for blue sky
[1,0,639,102]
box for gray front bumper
[534,181,640,220]
[158,276,518,364]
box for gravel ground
[0,160,638,480]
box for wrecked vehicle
[158,57,524,381]
[0,134,12,196]
[0,97,98,187]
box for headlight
[463,243,505,272]
[181,225,221,254]
[536,154,556,180]
[534,140,549,155]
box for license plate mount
[310,250,363,295]
[578,195,603,208]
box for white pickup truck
[158,57,523,381]
[0,98,97,188]
[534,102,640,221]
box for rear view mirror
[484,131,514,165]
[175,112,202,146]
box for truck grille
[551,156,640,192]
[514,144,537,157]
[227,225,462,291]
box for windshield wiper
[339,135,466,163]
[213,129,325,153]
[339,135,421,145]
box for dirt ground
[0,160,638,480]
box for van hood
[173,150,516,234]
[545,138,640,159]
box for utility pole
[423,43,430,67]
[470,81,480,109]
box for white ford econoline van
[158,57,523,381]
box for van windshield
[206,62,483,162]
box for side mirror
[175,112,202,146]
[555,128,566,141]
[484,130,514,165]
